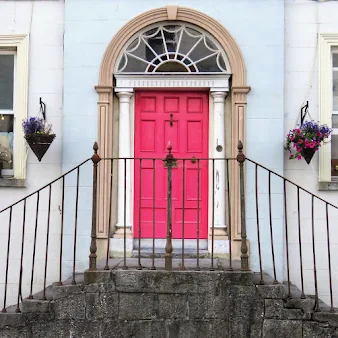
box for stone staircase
[254,273,338,337]
[0,261,338,337]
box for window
[318,34,338,183]
[0,52,15,176]
[0,35,29,180]
[117,23,230,74]
[331,50,338,179]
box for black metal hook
[40,97,46,121]
[300,101,309,126]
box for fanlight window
[117,24,229,73]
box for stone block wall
[0,271,337,337]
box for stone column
[210,91,228,239]
[114,91,133,240]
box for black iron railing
[0,143,99,312]
[1,141,338,313]
[89,141,338,311]
[246,158,338,312]
[97,141,244,273]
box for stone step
[254,272,338,314]
[2,268,337,320]
[21,298,53,314]
[131,248,210,258]
[2,268,338,338]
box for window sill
[319,181,338,191]
[0,178,25,188]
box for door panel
[134,91,209,239]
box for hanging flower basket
[285,120,332,164]
[22,117,55,162]
[24,133,55,162]
[300,148,316,164]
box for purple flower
[22,117,44,135]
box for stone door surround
[94,6,250,256]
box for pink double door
[134,91,209,239]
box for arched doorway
[95,6,250,257]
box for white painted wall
[285,0,338,306]
[0,0,64,308]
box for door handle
[170,113,173,127]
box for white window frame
[0,50,16,176]
[319,34,338,182]
[0,35,29,180]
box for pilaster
[95,85,113,238]
[231,87,250,251]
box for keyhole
[170,113,173,127]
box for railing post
[89,142,101,271]
[164,142,176,271]
[237,141,249,271]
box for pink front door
[134,91,209,239]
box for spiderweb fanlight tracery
[117,24,229,74]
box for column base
[208,225,229,255]
[208,239,230,255]
[111,224,133,257]
[208,225,227,240]
[113,224,133,239]
[109,238,133,257]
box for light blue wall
[63,0,285,278]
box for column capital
[231,86,250,104]
[210,91,227,103]
[95,85,113,94]
[116,91,133,102]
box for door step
[133,239,208,251]
[132,248,209,258]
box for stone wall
[0,270,337,338]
